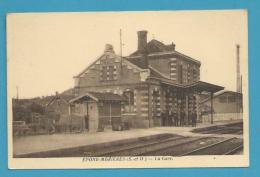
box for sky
[7,10,248,99]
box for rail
[224,144,243,155]
[91,136,185,156]
[178,137,239,156]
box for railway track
[83,134,243,157]
[193,122,243,135]
[199,126,243,135]
[92,136,203,156]
[179,137,243,156]
[99,136,243,156]
[141,136,227,156]
[224,144,243,155]
[94,136,243,156]
[83,134,180,157]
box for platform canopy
[161,80,224,93]
[69,92,126,104]
[185,81,224,93]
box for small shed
[45,93,74,124]
[69,92,125,132]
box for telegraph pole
[236,44,242,118]
[120,29,123,75]
[16,86,19,100]
[236,44,241,93]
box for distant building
[70,30,224,131]
[200,90,243,122]
[45,92,74,123]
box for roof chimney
[172,42,176,50]
[104,44,115,54]
[236,44,241,93]
[137,30,148,52]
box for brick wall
[149,55,200,85]
[76,55,145,89]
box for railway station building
[70,30,224,131]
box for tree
[12,104,31,123]
[28,102,45,114]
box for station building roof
[127,39,201,69]
[159,80,224,93]
[69,92,126,103]
[200,90,242,103]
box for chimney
[236,44,241,93]
[137,30,148,52]
[104,44,115,54]
[172,42,176,50]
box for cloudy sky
[7,10,248,98]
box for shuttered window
[169,58,177,81]
[100,65,117,81]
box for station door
[87,102,99,132]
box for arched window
[123,91,134,113]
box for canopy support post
[210,92,214,124]
[69,103,72,132]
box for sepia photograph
[7,10,248,169]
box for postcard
[7,10,249,169]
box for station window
[123,91,134,113]
[219,96,228,103]
[187,65,192,83]
[71,104,82,114]
[169,61,177,80]
[152,90,160,117]
[228,96,236,103]
[100,65,117,81]
[178,64,183,84]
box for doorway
[87,102,99,132]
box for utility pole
[120,29,123,75]
[236,44,242,118]
[16,86,19,100]
[236,44,241,93]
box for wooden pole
[210,92,214,124]
[69,103,72,132]
[120,29,123,76]
[185,94,188,126]
[196,94,200,123]
[109,102,112,125]
[236,44,241,93]
[16,86,19,100]
[86,102,89,131]
[148,83,151,128]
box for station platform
[13,119,243,156]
